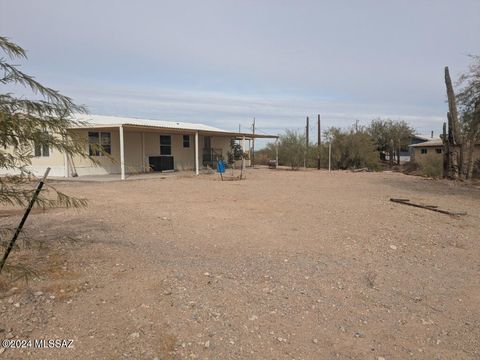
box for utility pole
[252,117,255,168]
[317,114,321,170]
[305,116,309,168]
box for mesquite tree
[0,36,89,208]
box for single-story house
[409,138,444,163]
[386,134,437,162]
[410,138,480,166]
[7,114,278,180]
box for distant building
[396,134,438,162]
[409,138,444,162]
[409,138,480,172]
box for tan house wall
[411,144,480,166]
[410,146,443,164]
[1,127,236,177]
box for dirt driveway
[1,169,479,360]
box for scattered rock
[354,332,365,338]
[33,291,44,297]
[248,315,258,321]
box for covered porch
[67,124,278,180]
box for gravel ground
[0,168,479,360]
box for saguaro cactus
[444,67,462,179]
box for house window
[88,132,111,156]
[160,135,172,155]
[34,142,50,157]
[436,148,442,154]
[33,132,50,157]
[183,135,190,148]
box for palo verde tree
[324,124,380,170]
[275,130,306,169]
[0,36,89,210]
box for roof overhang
[68,123,278,139]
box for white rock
[389,245,397,250]
[130,332,140,338]
[312,338,318,344]
[204,340,210,348]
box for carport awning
[69,114,278,139]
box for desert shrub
[403,160,420,174]
[418,154,443,178]
[324,126,381,171]
[271,130,306,169]
[472,159,480,178]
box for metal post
[328,142,331,172]
[195,131,199,175]
[63,152,69,178]
[304,116,309,168]
[275,138,279,168]
[0,168,51,273]
[252,117,255,168]
[317,114,321,170]
[119,125,125,180]
[242,135,246,171]
[141,132,146,172]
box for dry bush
[419,154,443,178]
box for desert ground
[0,169,479,360]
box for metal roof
[72,114,230,133]
[71,114,278,139]
[409,139,443,147]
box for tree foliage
[368,118,414,164]
[324,125,380,170]
[276,130,306,169]
[457,55,480,142]
[0,36,88,208]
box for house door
[204,136,211,151]
[203,136,212,165]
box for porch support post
[141,132,146,172]
[242,135,246,170]
[275,138,279,167]
[119,125,125,180]
[195,131,199,175]
[63,152,70,178]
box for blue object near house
[217,159,225,173]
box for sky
[1,0,479,147]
